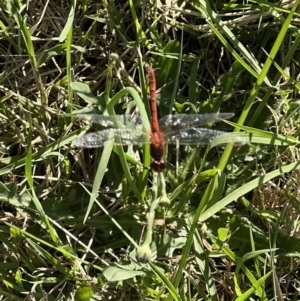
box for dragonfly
[72,67,241,172]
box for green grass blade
[199,161,300,222]
[83,131,115,223]
[128,0,150,49]
[25,115,33,188]
[192,1,263,82]
[150,262,181,301]
[217,0,300,171]
[59,0,76,42]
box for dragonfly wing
[76,114,143,129]
[72,129,150,148]
[159,113,234,131]
[165,128,244,146]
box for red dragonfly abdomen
[148,66,166,172]
[148,67,159,133]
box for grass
[1,0,300,300]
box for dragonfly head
[150,160,166,173]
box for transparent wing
[165,128,245,146]
[71,129,150,148]
[76,114,143,129]
[159,113,234,132]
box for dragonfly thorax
[150,131,165,160]
[150,131,166,173]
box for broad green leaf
[70,82,101,104]
[103,266,145,282]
